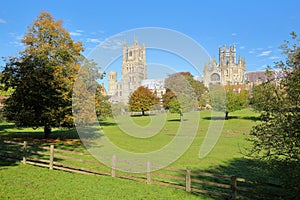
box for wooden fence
[0,140,283,199]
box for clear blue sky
[1,0,299,75]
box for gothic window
[129,51,132,57]
[211,73,220,82]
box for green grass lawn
[0,109,264,199]
[0,161,210,200]
[99,109,259,171]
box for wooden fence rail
[0,140,283,199]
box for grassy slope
[0,109,260,199]
[0,161,210,200]
[101,109,259,171]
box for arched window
[211,73,220,82]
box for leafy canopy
[249,32,300,197]
[1,11,87,134]
[163,72,206,113]
[209,84,249,119]
[128,86,159,115]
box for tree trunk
[142,110,145,116]
[225,111,229,120]
[44,125,52,138]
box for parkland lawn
[0,109,261,199]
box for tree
[95,84,112,120]
[249,32,300,197]
[0,74,14,97]
[163,72,202,113]
[128,86,159,116]
[1,12,85,138]
[209,84,249,120]
[224,85,249,119]
[72,59,102,126]
[251,80,277,113]
[162,89,180,113]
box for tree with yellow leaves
[1,12,90,138]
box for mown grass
[99,109,259,171]
[0,109,263,199]
[0,161,210,200]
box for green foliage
[72,59,102,125]
[251,82,277,113]
[0,12,87,136]
[162,89,180,113]
[0,74,14,97]
[168,96,181,113]
[249,32,300,197]
[128,86,159,115]
[225,85,249,113]
[209,84,226,113]
[163,72,206,113]
[209,84,249,119]
[95,85,112,120]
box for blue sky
[1,0,300,78]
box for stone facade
[141,79,166,99]
[108,40,146,103]
[204,45,246,87]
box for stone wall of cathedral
[108,40,146,103]
[204,45,246,87]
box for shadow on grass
[0,139,74,168]
[0,123,22,131]
[240,116,261,121]
[168,119,181,122]
[187,158,296,199]
[98,121,117,127]
[202,116,260,121]
[0,158,19,168]
[130,114,152,117]
[202,116,227,120]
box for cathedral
[204,45,246,87]
[108,40,146,103]
[107,42,249,103]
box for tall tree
[128,86,159,116]
[249,33,300,197]
[1,12,84,138]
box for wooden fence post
[111,155,116,177]
[49,145,54,170]
[231,175,237,199]
[146,161,151,184]
[22,141,27,164]
[186,169,191,193]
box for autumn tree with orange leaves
[129,86,159,116]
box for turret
[108,71,117,96]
